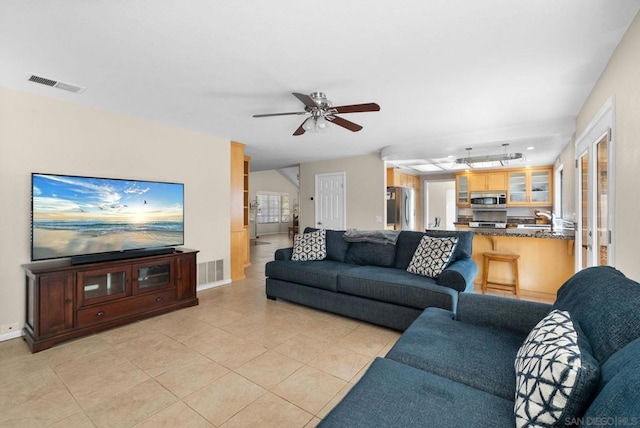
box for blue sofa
[320,266,640,427]
[265,229,478,330]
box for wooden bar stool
[482,252,520,298]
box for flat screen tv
[31,173,184,263]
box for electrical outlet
[0,322,20,334]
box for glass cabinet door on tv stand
[132,258,175,294]
[77,266,130,307]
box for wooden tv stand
[22,248,199,352]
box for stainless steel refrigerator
[386,187,415,230]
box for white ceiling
[2,1,639,171]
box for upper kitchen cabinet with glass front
[507,167,552,206]
[455,174,469,206]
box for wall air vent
[28,74,86,93]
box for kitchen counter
[444,225,574,240]
[428,226,575,300]
[464,227,574,240]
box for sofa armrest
[274,247,293,261]
[456,293,551,337]
[437,258,478,293]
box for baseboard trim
[0,329,23,342]
[197,279,232,292]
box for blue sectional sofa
[320,266,640,427]
[265,228,478,330]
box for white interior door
[315,172,345,230]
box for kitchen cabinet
[456,174,469,206]
[507,167,552,206]
[457,168,551,206]
[23,249,198,352]
[468,172,507,192]
[387,168,419,189]
[456,171,506,205]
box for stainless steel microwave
[470,191,507,208]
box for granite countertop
[429,226,575,240]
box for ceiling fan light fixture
[302,117,316,132]
[254,92,379,135]
[315,116,328,131]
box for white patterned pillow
[291,229,327,261]
[406,236,458,278]
[514,310,600,428]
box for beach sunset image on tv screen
[31,173,184,261]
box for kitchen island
[428,227,575,301]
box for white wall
[249,169,299,237]
[0,87,231,335]
[298,154,385,231]
[572,11,640,280]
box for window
[256,192,290,224]
[281,194,290,223]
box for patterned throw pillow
[514,310,600,428]
[291,229,327,261]
[406,235,458,278]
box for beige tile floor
[0,233,553,427]
[0,234,401,427]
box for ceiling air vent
[28,74,86,94]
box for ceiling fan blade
[292,92,318,109]
[253,111,307,118]
[330,103,381,114]
[328,115,363,132]
[293,121,306,136]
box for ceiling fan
[253,92,380,136]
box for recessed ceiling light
[409,164,444,172]
[526,146,535,150]
[436,162,468,170]
[388,159,429,166]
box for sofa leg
[266,295,276,301]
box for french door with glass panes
[575,99,614,270]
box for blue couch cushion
[553,266,640,363]
[319,357,515,428]
[582,336,640,423]
[336,266,458,311]
[304,228,350,262]
[344,242,396,267]
[386,307,524,400]
[394,230,473,270]
[265,260,357,292]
